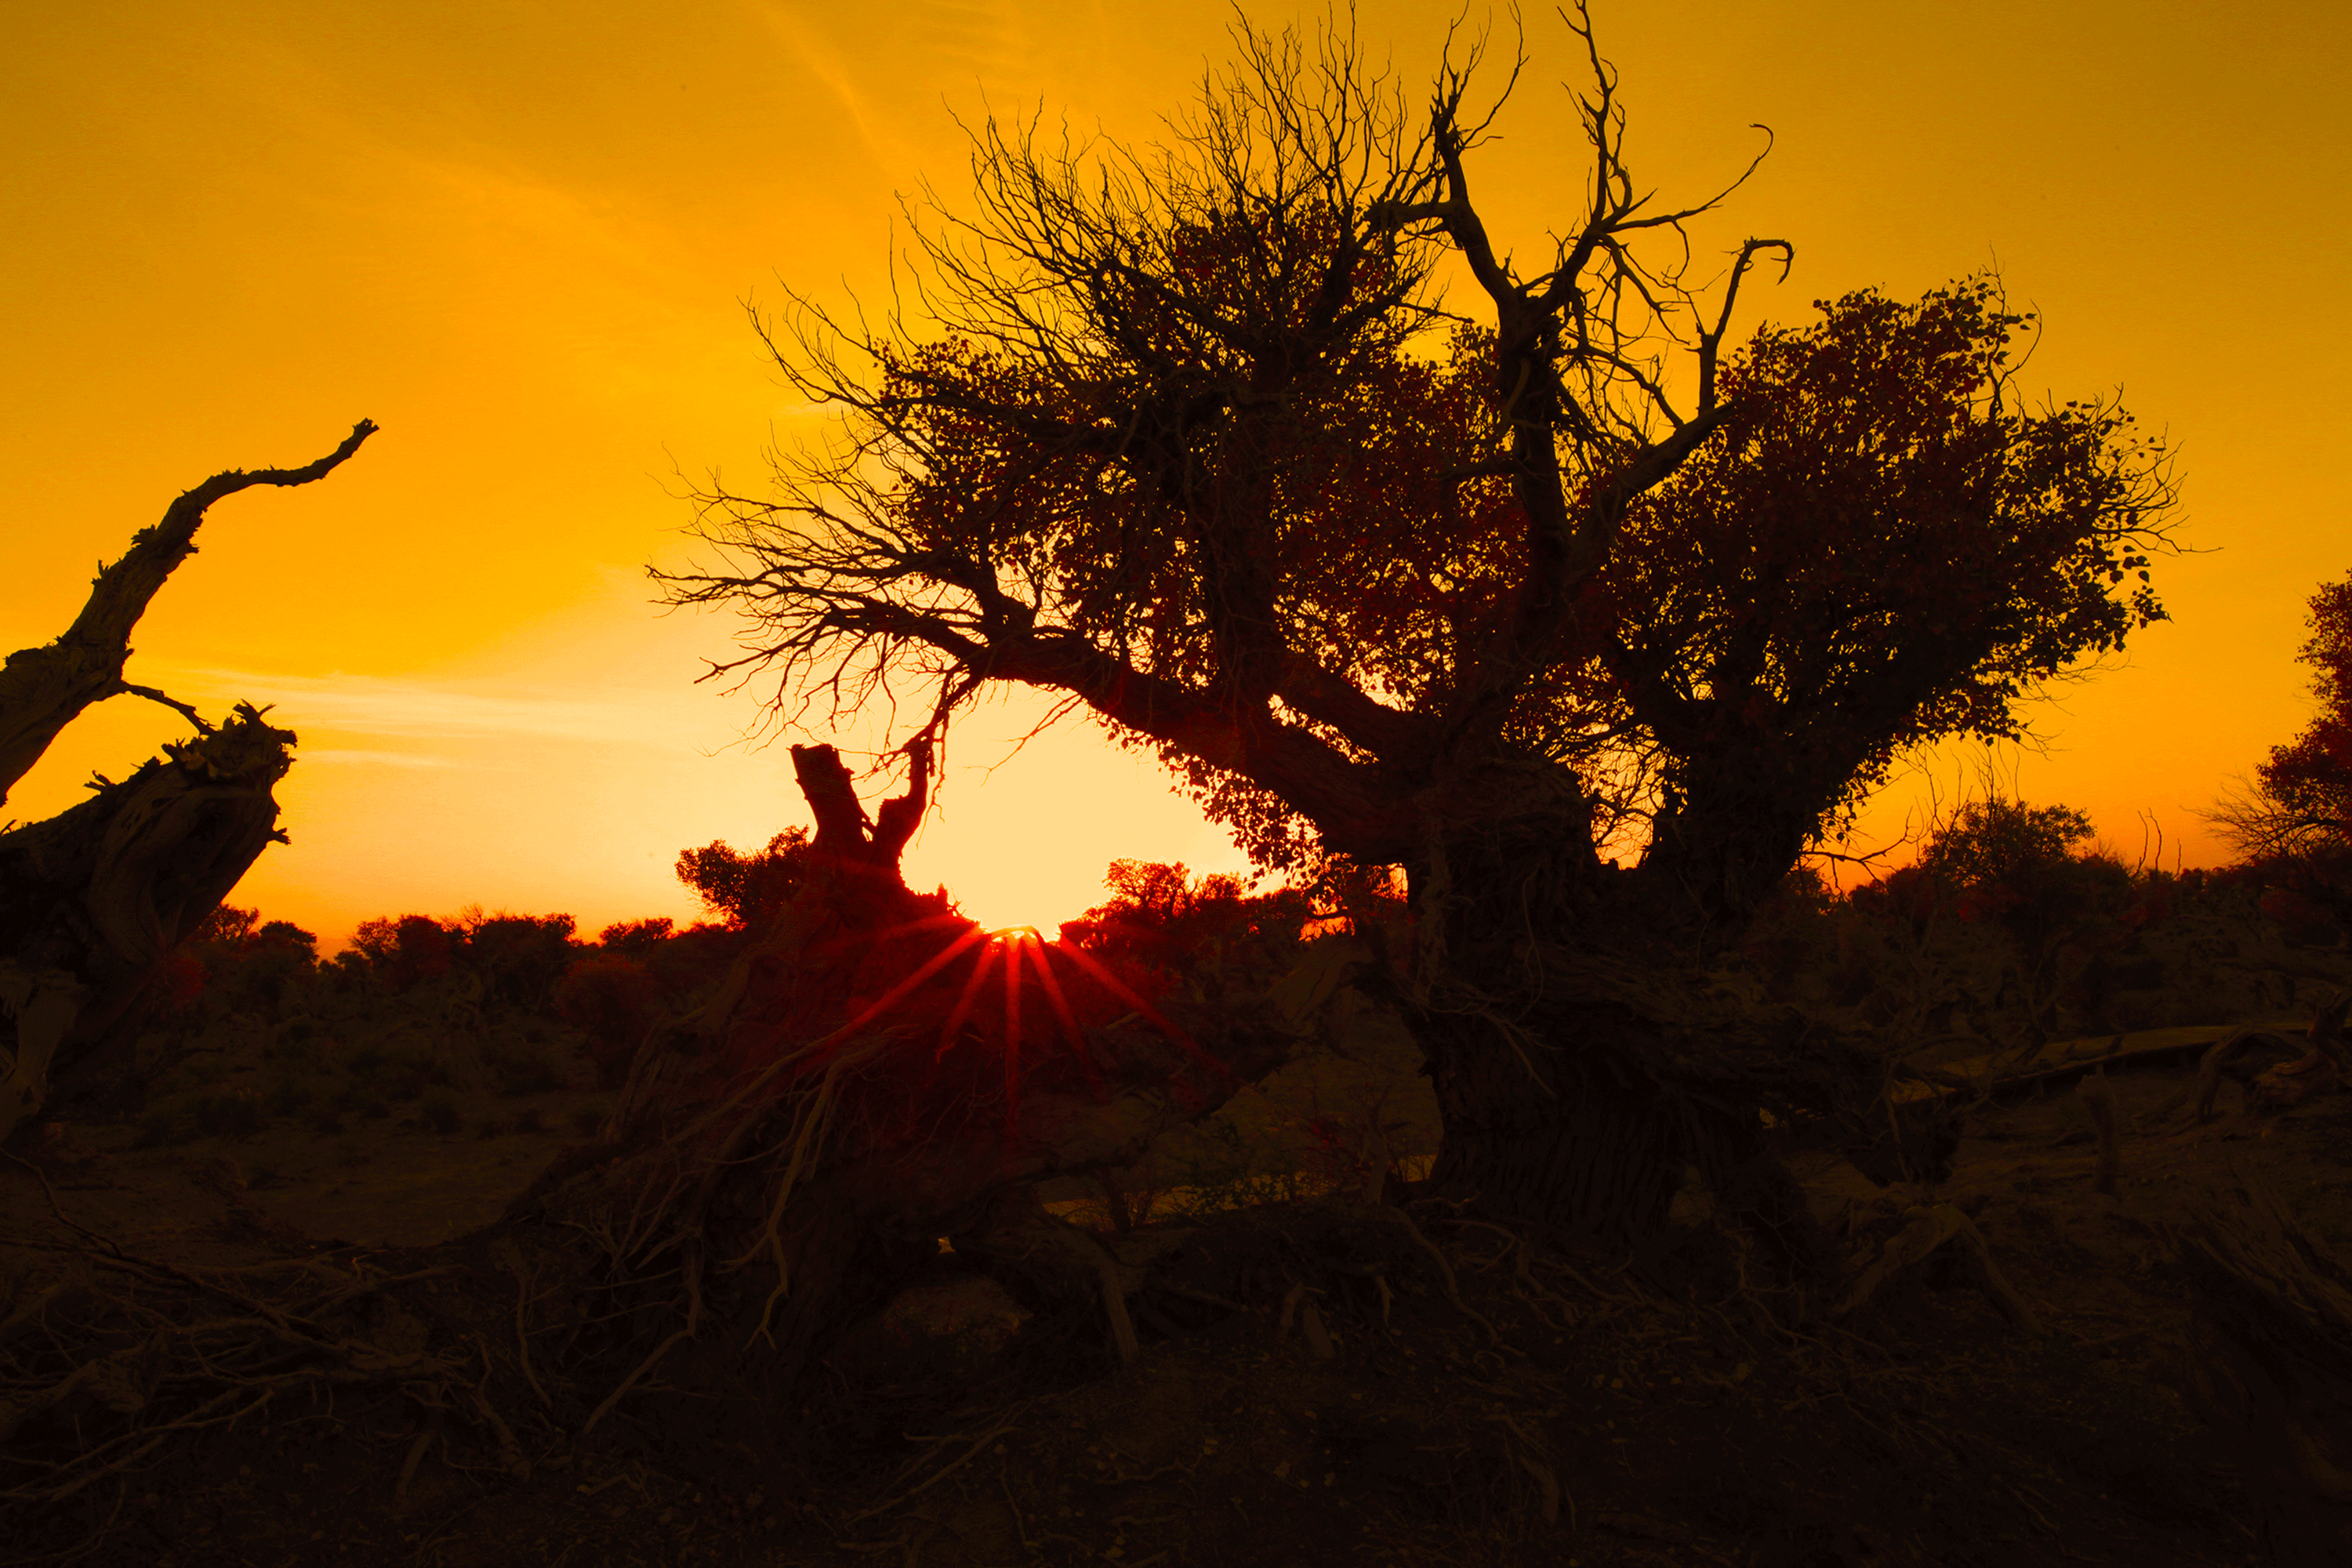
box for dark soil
[6,1011,2338,1567]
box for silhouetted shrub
[598,916,675,953]
[187,1090,266,1141]
[351,916,457,991]
[1059,860,1310,1000]
[482,1036,565,1095]
[555,953,664,1088]
[347,1043,447,1102]
[465,912,580,1011]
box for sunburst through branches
[781,912,1225,1140]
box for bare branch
[0,420,376,808]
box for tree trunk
[1400,820,1851,1296]
[506,745,1310,1434]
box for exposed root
[1831,1202,2041,1335]
[836,1402,1031,1530]
[1386,1203,1499,1344]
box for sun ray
[1021,935,1105,1095]
[1046,938,1228,1088]
[835,921,992,1039]
[1001,934,1024,1131]
[804,906,969,971]
[935,931,1000,1059]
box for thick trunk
[1417,1010,1689,1251]
[1402,822,1844,1293]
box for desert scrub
[260,1032,332,1080]
[132,1104,185,1149]
[189,1089,267,1140]
[264,1075,313,1116]
[346,1041,448,1101]
[481,1035,564,1094]
[416,1090,462,1134]
[134,1089,267,1147]
[328,1080,390,1120]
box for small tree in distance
[1059,859,1311,996]
[2257,571,2352,845]
[674,826,815,931]
[2207,569,2352,931]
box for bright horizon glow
[5,2,2347,947]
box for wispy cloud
[296,749,465,768]
[145,665,716,750]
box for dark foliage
[1058,860,1310,994]
[675,826,816,931]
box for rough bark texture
[0,422,373,1144]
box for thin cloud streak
[147,664,727,750]
[296,749,465,769]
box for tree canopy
[2256,571,2352,847]
[673,826,815,931]
[662,9,2173,953]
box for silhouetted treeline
[128,776,2349,1149]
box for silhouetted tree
[659,10,2175,1270]
[1060,859,1308,993]
[674,827,816,931]
[554,951,666,1088]
[350,914,459,990]
[2257,572,2352,845]
[0,422,372,1142]
[464,911,580,1011]
[2209,570,2352,929]
[172,904,321,1022]
[1917,796,2133,1043]
[597,916,676,953]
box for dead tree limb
[0,419,374,808]
[0,422,375,1144]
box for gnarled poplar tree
[661,11,2174,1276]
[0,421,374,1143]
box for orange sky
[6,2,2347,944]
